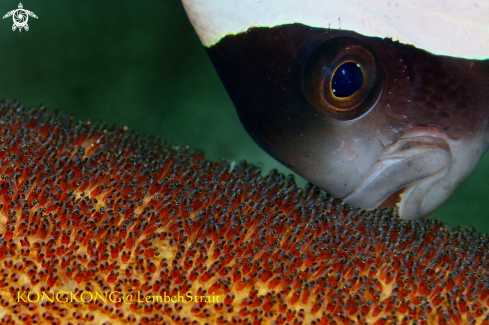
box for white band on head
[182,0,489,59]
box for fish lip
[342,126,452,219]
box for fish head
[182,0,489,219]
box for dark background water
[0,0,487,233]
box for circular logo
[13,9,28,27]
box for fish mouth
[343,127,452,220]
[378,188,405,211]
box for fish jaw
[343,126,488,219]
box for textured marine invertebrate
[0,101,489,324]
[182,0,489,220]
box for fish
[181,0,489,220]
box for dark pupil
[331,62,363,98]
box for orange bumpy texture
[0,101,488,325]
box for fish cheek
[359,38,489,144]
[386,46,489,141]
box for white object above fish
[183,0,489,59]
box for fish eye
[331,62,363,97]
[303,37,383,121]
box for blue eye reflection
[331,62,363,98]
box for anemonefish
[181,0,489,219]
